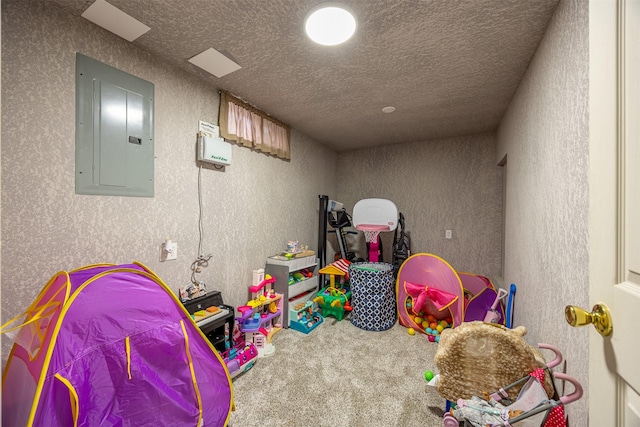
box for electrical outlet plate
[445,230,452,239]
[160,242,177,261]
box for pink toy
[445,344,583,427]
[358,224,389,262]
[397,253,504,335]
[248,275,276,294]
[237,305,252,315]
[222,341,257,379]
[236,272,283,358]
[397,253,465,329]
[483,288,509,323]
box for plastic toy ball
[428,335,436,342]
[424,370,434,382]
[407,328,415,335]
[426,327,433,334]
[421,320,429,329]
[435,336,441,343]
[414,317,423,325]
[436,324,444,333]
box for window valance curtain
[218,90,291,160]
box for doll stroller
[441,343,583,427]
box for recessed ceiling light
[81,0,150,42]
[305,3,357,46]
[382,106,396,114]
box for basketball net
[363,230,381,262]
[357,225,389,263]
[363,230,381,244]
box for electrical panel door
[76,53,154,197]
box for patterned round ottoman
[348,262,397,331]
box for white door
[588,0,640,425]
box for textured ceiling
[49,0,560,152]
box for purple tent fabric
[2,262,233,426]
[461,273,505,323]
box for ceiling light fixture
[382,106,396,114]
[304,3,357,46]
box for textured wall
[1,1,336,366]
[496,0,589,424]
[337,133,503,280]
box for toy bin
[289,300,323,334]
[348,262,397,331]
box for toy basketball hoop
[358,225,388,243]
[358,224,389,263]
[352,199,398,262]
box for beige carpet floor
[228,316,446,426]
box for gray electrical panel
[75,53,154,197]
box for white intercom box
[197,121,232,166]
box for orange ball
[430,322,437,330]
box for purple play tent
[2,262,233,426]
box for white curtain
[219,91,290,160]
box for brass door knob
[565,303,612,337]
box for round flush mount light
[382,106,396,114]
[305,3,357,46]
